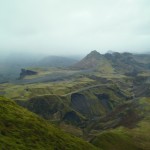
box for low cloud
[0,0,150,55]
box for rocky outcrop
[16,95,65,120]
[96,93,112,111]
[19,69,37,79]
[71,93,92,116]
[63,111,83,125]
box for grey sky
[0,0,150,56]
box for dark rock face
[92,101,143,130]
[16,95,64,120]
[73,50,150,75]
[105,52,145,74]
[96,93,112,111]
[19,69,37,79]
[63,111,82,125]
[71,93,91,116]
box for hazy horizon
[0,0,150,56]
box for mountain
[0,53,42,83]
[39,56,79,67]
[0,96,99,150]
[0,55,79,83]
[133,54,150,64]
[72,50,150,75]
[72,50,106,69]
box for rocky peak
[71,50,104,69]
[86,50,101,59]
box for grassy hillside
[0,96,99,150]
[15,84,129,126]
[90,97,150,150]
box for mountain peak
[72,50,103,69]
[88,50,100,55]
[86,50,101,59]
[90,50,99,54]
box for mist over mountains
[0,50,150,83]
[0,52,80,82]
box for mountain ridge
[72,50,150,75]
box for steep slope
[72,50,101,69]
[72,50,113,73]
[0,96,99,150]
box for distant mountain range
[72,50,150,75]
[1,50,149,83]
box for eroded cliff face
[16,85,129,127]
[71,93,92,116]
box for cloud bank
[0,0,150,55]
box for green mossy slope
[0,96,99,150]
[91,129,140,150]
[90,97,150,150]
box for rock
[19,69,37,79]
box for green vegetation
[91,122,150,150]
[90,97,150,150]
[1,76,95,100]
[0,51,150,150]
[13,84,128,127]
[91,128,139,150]
[0,96,100,150]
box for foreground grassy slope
[0,96,99,150]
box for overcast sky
[0,0,150,56]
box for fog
[0,0,150,57]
